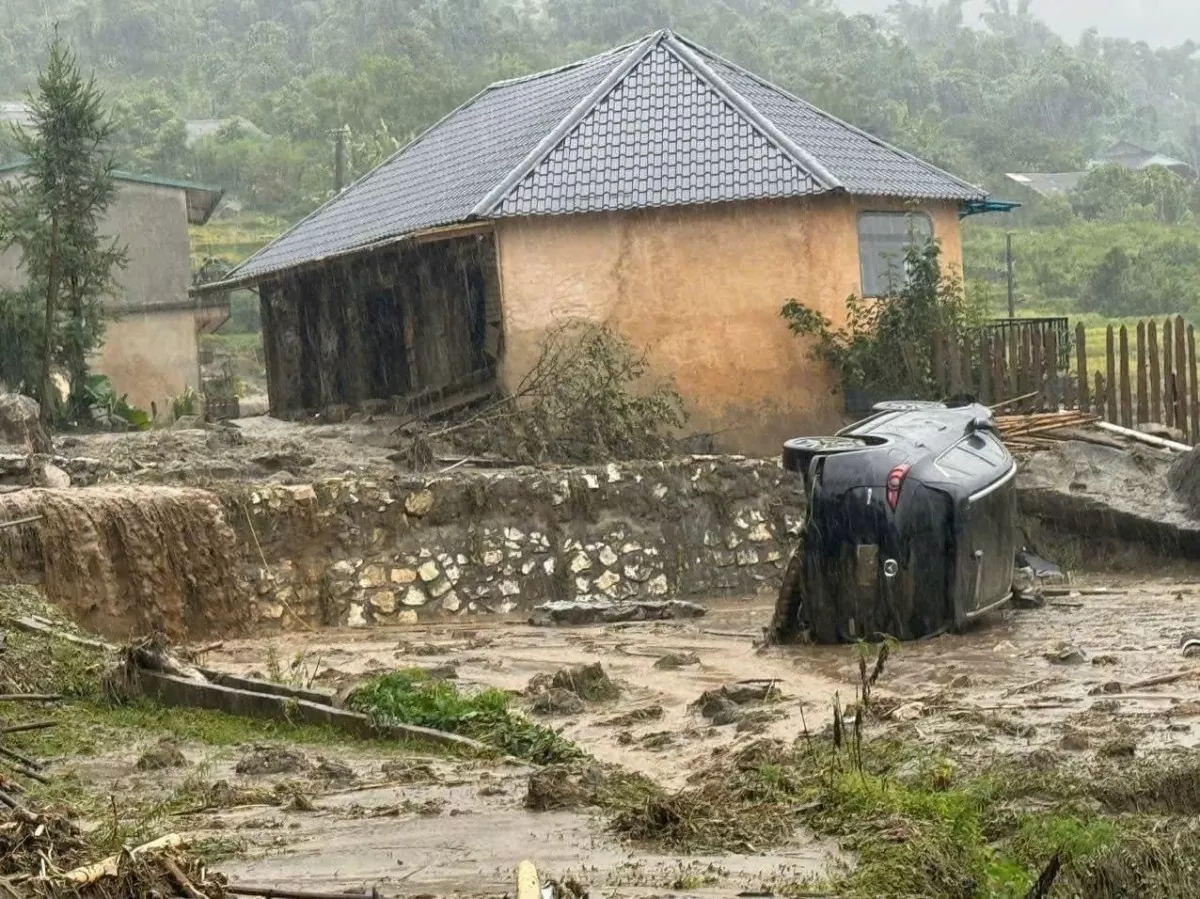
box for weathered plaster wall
[0,177,202,410]
[496,195,965,456]
[232,457,805,631]
[92,309,202,413]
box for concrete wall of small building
[92,309,201,413]
[0,176,200,410]
[495,195,965,456]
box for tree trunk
[40,213,60,427]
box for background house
[1006,140,1196,200]
[0,165,226,413]
[195,29,1000,454]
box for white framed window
[857,211,934,297]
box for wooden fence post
[1095,371,1105,417]
[991,333,1006,404]
[979,333,992,404]
[1136,321,1148,425]
[1045,330,1059,410]
[1021,327,1033,398]
[1119,325,1132,428]
[1164,317,1175,430]
[1075,322,1088,413]
[1190,324,1199,447]
[1031,329,1044,404]
[1149,319,1161,423]
[1176,316,1189,441]
[1105,325,1118,423]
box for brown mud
[59,570,1183,895]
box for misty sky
[836,0,1200,47]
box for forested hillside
[4,0,1200,315]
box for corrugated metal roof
[223,30,987,287]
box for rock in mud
[312,757,357,782]
[136,738,188,771]
[30,459,70,489]
[601,705,665,727]
[250,450,315,472]
[1045,643,1087,665]
[1100,737,1137,759]
[529,600,706,627]
[698,694,743,726]
[546,662,621,702]
[653,652,700,670]
[524,764,606,811]
[531,688,586,717]
[235,745,310,776]
[380,760,438,782]
[1060,731,1090,752]
[1183,639,1200,659]
[0,394,51,454]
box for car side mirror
[970,416,998,433]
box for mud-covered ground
[12,569,1200,897]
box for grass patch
[348,669,583,765]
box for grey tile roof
[222,30,987,287]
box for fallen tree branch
[0,744,43,771]
[1094,420,1192,452]
[1126,669,1199,690]
[224,886,381,899]
[0,694,61,703]
[57,833,184,885]
[0,720,56,735]
[162,855,209,899]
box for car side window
[858,212,934,298]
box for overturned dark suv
[771,400,1018,644]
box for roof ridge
[489,38,648,88]
[227,80,501,279]
[471,31,666,218]
[663,34,841,191]
[672,34,985,198]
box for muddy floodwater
[106,571,1194,896]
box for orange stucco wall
[495,195,965,457]
[91,310,202,415]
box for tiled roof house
[197,30,1003,452]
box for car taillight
[886,464,911,511]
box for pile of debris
[996,410,1192,454]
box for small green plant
[349,668,582,764]
[782,240,984,401]
[84,374,151,430]
[169,385,199,419]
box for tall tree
[0,29,126,424]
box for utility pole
[331,126,350,194]
[1005,231,1015,319]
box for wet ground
[79,570,1196,896]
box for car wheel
[871,400,946,413]
[768,538,808,644]
[782,435,869,474]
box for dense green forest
[4,0,1200,316]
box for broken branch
[58,833,184,885]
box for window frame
[856,210,935,299]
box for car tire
[782,435,869,475]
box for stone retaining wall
[229,457,805,630]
